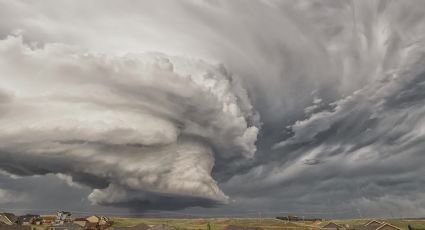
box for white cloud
[0,188,27,204]
[0,35,259,209]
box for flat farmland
[111,218,425,230]
[112,217,311,230]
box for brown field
[110,217,425,230]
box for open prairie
[111,218,425,230]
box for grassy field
[112,217,310,230]
[111,217,425,230]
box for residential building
[73,218,87,228]
[85,222,98,230]
[40,215,56,225]
[85,216,100,224]
[321,222,347,230]
[55,212,72,225]
[349,220,402,230]
[0,213,17,225]
[17,215,40,226]
[98,216,109,226]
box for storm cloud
[0,35,258,210]
[0,0,425,217]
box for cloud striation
[0,0,425,217]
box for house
[49,223,83,230]
[98,216,112,230]
[55,212,72,225]
[17,215,40,226]
[350,226,378,230]
[375,223,402,230]
[40,215,56,225]
[32,217,43,225]
[98,217,108,226]
[85,216,100,224]
[84,222,98,230]
[73,218,87,228]
[83,215,112,230]
[321,222,346,230]
[84,215,100,230]
[223,225,264,230]
[0,213,18,225]
[349,221,402,230]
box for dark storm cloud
[99,190,222,212]
[0,0,425,217]
[0,35,260,210]
[218,53,425,217]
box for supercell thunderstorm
[1,0,425,217]
[0,36,259,210]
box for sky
[0,0,425,219]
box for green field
[111,217,425,230]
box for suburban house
[17,215,40,226]
[321,222,347,230]
[83,215,112,230]
[0,213,18,225]
[349,220,402,230]
[32,217,43,225]
[55,212,72,225]
[99,217,109,224]
[73,218,87,228]
[49,223,83,230]
[40,215,56,225]
[374,223,403,230]
[85,216,100,224]
[98,216,111,229]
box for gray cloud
[0,35,258,210]
[0,0,425,217]
[221,36,425,217]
